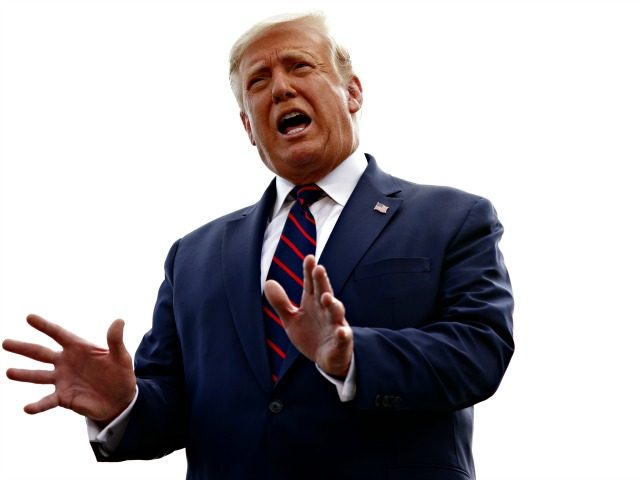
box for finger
[319,324,353,379]
[336,325,353,347]
[26,314,83,347]
[24,392,59,415]
[302,255,316,296]
[107,319,128,360]
[320,292,346,325]
[2,339,56,364]
[6,368,55,384]
[264,279,297,325]
[312,263,334,301]
[332,326,354,368]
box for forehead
[239,24,331,74]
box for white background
[1,0,639,479]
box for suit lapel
[280,155,403,378]
[223,181,276,393]
[318,156,403,297]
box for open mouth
[277,111,311,136]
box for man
[3,13,514,480]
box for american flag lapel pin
[373,202,389,214]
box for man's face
[238,23,363,185]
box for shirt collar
[272,147,368,216]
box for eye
[247,76,266,90]
[293,62,312,71]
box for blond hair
[228,13,354,108]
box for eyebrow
[245,63,270,81]
[278,49,317,62]
[244,49,319,79]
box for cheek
[254,111,274,137]
[317,90,351,121]
[244,96,269,128]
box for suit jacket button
[269,400,284,414]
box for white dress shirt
[261,148,367,401]
[89,148,368,452]
[261,148,367,287]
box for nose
[271,70,296,103]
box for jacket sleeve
[94,239,188,461]
[352,197,514,413]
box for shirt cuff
[315,354,356,402]
[86,386,139,456]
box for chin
[277,145,322,168]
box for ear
[240,111,256,146]
[346,75,363,114]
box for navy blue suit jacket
[95,155,514,479]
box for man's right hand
[2,314,136,425]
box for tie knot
[292,184,323,207]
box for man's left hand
[264,255,353,379]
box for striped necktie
[262,184,324,383]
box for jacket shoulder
[365,154,489,211]
[391,175,491,215]
[181,204,254,243]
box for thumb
[107,319,128,359]
[264,280,297,324]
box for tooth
[283,112,301,120]
[288,127,305,135]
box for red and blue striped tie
[262,184,324,383]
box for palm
[264,255,353,378]
[3,314,136,424]
[53,343,134,421]
[294,291,344,361]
